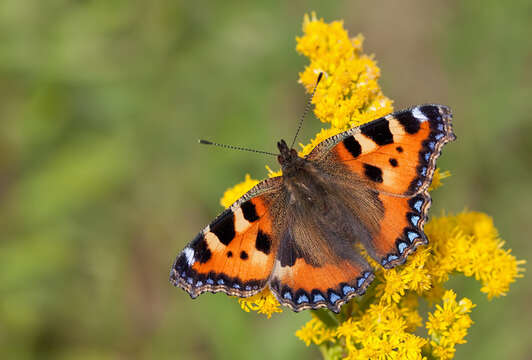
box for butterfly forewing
[309,104,455,196]
[170,178,283,298]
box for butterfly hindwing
[370,192,431,268]
[270,257,374,313]
[266,164,381,312]
[170,178,282,298]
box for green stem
[318,344,330,360]
[312,308,340,328]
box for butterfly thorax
[276,139,327,207]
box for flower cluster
[296,13,393,156]
[219,12,525,360]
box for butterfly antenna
[198,139,278,156]
[290,72,323,149]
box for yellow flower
[375,268,407,304]
[219,174,259,208]
[424,212,526,299]
[336,303,427,360]
[426,290,475,360]
[295,316,336,346]
[296,12,393,156]
[217,12,525,360]
[238,289,282,319]
[429,169,451,191]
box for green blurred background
[1,1,530,359]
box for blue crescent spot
[398,242,408,254]
[196,281,203,287]
[428,141,435,150]
[187,277,193,284]
[297,294,309,304]
[408,231,419,242]
[329,292,341,304]
[313,293,325,303]
[435,133,444,140]
[420,167,427,176]
[357,277,365,288]
[206,278,214,285]
[245,285,251,291]
[414,200,423,212]
[233,283,240,289]
[342,285,355,295]
[283,292,292,300]
[181,271,186,277]
[381,258,389,266]
[424,152,430,162]
[387,254,399,262]
[410,215,420,226]
[217,279,225,285]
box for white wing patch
[183,247,195,266]
[412,107,429,121]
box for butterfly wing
[307,104,455,268]
[269,198,376,312]
[170,177,283,298]
[308,104,455,196]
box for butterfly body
[171,104,455,312]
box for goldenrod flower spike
[296,12,393,156]
[220,12,524,360]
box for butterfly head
[277,139,303,174]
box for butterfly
[170,103,455,313]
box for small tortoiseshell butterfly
[170,79,455,313]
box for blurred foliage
[0,1,530,359]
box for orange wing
[309,104,455,196]
[369,192,431,268]
[270,258,374,313]
[170,178,282,298]
[308,104,455,268]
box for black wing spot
[227,251,233,258]
[389,158,398,167]
[211,211,236,246]
[342,136,362,158]
[363,164,383,183]
[361,119,394,145]
[419,105,442,124]
[191,234,212,263]
[396,146,404,153]
[241,200,259,222]
[255,230,271,255]
[395,112,420,134]
[240,251,249,260]
[173,253,187,272]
